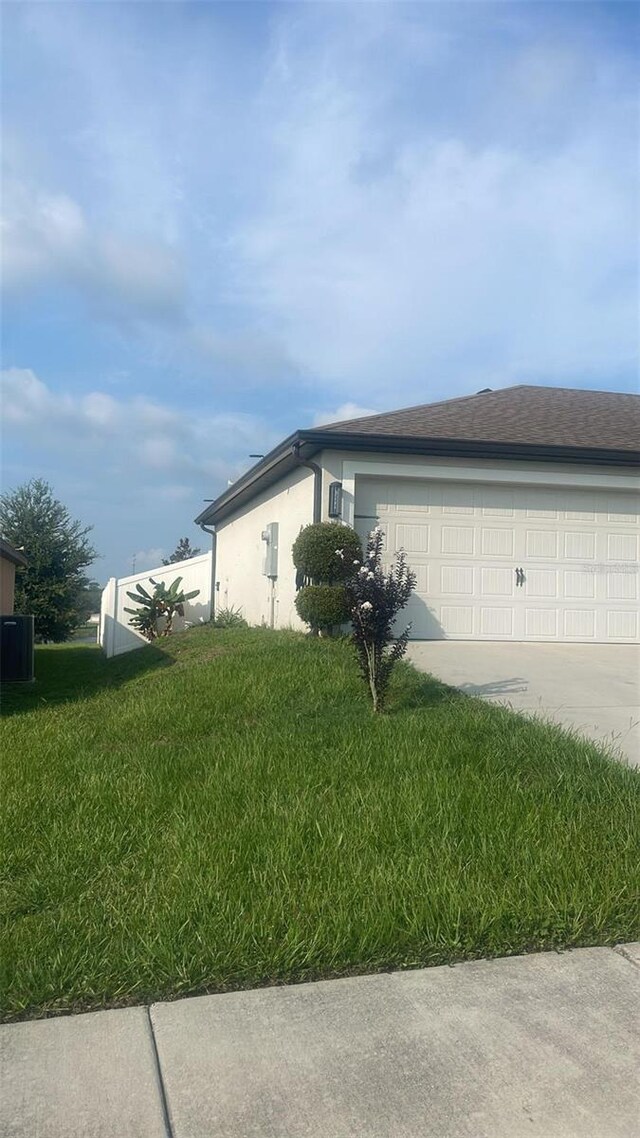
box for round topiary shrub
[292,523,362,583]
[295,584,351,632]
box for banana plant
[124,576,200,640]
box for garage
[355,476,640,643]
[199,385,640,641]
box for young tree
[124,577,200,640]
[0,479,98,642]
[348,526,416,712]
[162,537,202,564]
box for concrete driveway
[406,642,640,765]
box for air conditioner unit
[0,615,35,682]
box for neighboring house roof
[196,385,640,527]
[0,539,28,567]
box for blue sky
[2,1,638,581]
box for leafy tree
[75,579,103,622]
[348,526,416,713]
[162,537,202,565]
[0,479,98,642]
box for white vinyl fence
[100,552,213,658]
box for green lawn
[1,626,638,1022]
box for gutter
[292,442,322,523]
[198,522,217,621]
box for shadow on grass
[0,643,173,717]
[388,663,463,714]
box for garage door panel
[526,490,560,518]
[395,523,429,553]
[607,611,639,639]
[526,608,559,637]
[480,488,515,516]
[442,526,475,555]
[441,566,474,595]
[564,570,596,599]
[607,494,640,523]
[354,475,639,642]
[608,533,639,562]
[480,607,514,637]
[564,531,596,560]
[481,567,514,596]
[441,485,475,514]
[481,527,514,557]
[440,605,475,636]
[564,610,596,639]
[526,530,558,559]
[524,569,557,597]
[607,572,638,600]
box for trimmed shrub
[292,523,362,584]
[295,584,351,633]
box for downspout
[292,443,322,523]
[198,523,217,623]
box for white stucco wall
[214,465,315,629]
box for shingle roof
[322,385,640,452]
[196,384,639,527]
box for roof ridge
[316,386,514,430]
[320,383,640,432]
[320,384,534,431]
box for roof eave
[309,431,640,465]
[0,541,29,567]
[195,431,640,527]
[194,430,310,527]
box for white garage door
[355,477,640,642]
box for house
[195,386,640,643]
[0,539,28,615]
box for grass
[1,625,638,1022]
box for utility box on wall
[261,522,279,578]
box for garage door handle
[515,567,525,587]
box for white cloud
[226,8,637,401]
[0,368,276,486]
[2,2,637,408]
[130,548,166,573]
[1,177,185,324]
[313,402,379,427]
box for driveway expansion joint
[146,1005,175,1138]
[613,944,640,971]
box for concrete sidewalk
[1,946,639,1138]
[406,642,640,765]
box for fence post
[99,578,117,658]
